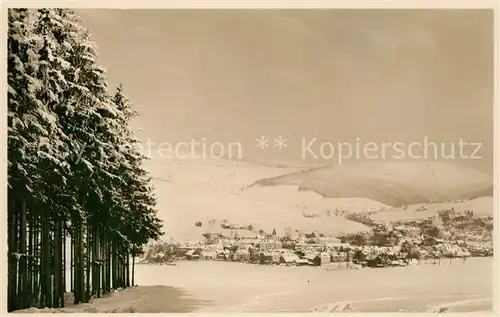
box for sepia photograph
[5,3,496,314]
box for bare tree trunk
[18,201,28,308]
[73,220,79,304]
[85,224,91,302]
[100,228,106,294]
[28,205,34,306]
[8,195,17,312]
[70,230,74,293]
[62,224,66,307]
[91,224,100,298]
[40,210,51,308]
[106,232,111,292]
[79,219,85,303]
[73,215,84,305]
[33,210,40,307]
[126,251,130,287]
[132,256,135,287]
[54,218,63,307]
[111,238,117,289]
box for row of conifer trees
[7,8,163,312]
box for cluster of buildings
[142,223,492,268]
[140,206,493,268]
[144,236,353,267]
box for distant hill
[147,158,492,241]
[249,161,493,207]
[370,196,493,223]
[147,157,373,241]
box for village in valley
[141,203,494,269]
[6,7,495,314]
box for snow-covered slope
[147,158,492,241]
[371,196,493,223]
[250,161,493,207]
[147,157,372,241]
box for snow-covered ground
[132,257,492,313]
[20,257,492,313]
[13,285,206,313]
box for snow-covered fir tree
[7,8,163,311]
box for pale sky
[77,9,493,173]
